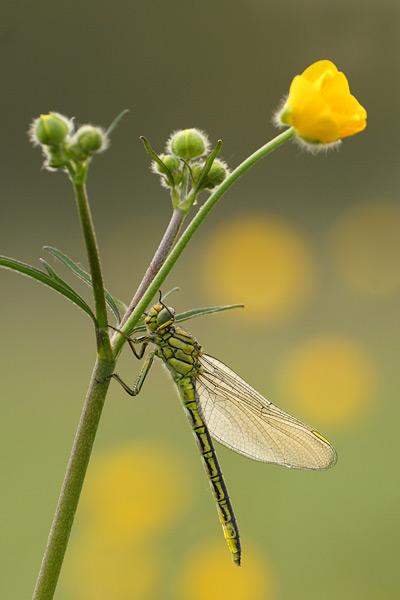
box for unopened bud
[192,159,229,190]
[156,154,181,174]
[30,112,72,146]
[44,147,66,169]
[168,128,209,160]
[76,125,106,155]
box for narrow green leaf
[191,140,223,195]
[0,255,97,322]
[161,287,180,301]
[175,303,244,324]
[39,258,98,317]
[140,136,175,188]
[132,303,244,333]
[44,246,121,322]
[40,258,59,279]
[105,109,130,137]
[40,258,82,296]
[113,297,128,315]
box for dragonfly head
[145,303,176,332]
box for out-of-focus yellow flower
[80,442,190,544]
[278,335,377,427]
[278,60,367,144]
[177,539,276,600]
[199,215,315,322]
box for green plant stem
[32,181,115,600]
[113,127,295,356]
[73,182,112,357]
[32,357,114,600]
[32,127,294,600]
[119,207,186,328]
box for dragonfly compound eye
[157,306,175,327]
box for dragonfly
[99,297,337,566]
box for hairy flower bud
[30,112,72,146]
[156,154,181,174]
[192,159,229,190]
[75,126,107,155]
[44,147,66,169]
[168,128,209,160]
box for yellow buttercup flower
[278,60,367,144]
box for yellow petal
[286,75,339,143]
[301,60,338,87]
[322,72,351,99]
[281,60,367,143]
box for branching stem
[119,207,185,328]
[31,126,294,600]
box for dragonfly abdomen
[153,324,241,565]
[102,301,336,567]
[179,377,241,566]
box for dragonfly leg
[97,350,156,396]
[108,325,149,359]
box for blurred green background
[1,1,399,599]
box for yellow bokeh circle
[81,441,189,543]
[278,335,377,427]
[331,202,400,297]
[178,539,276,600]
[64,533,157,600]
[199,215,315,321]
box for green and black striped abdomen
[104,301,336,568]
[153,325,241,566]
[180,377,241,566]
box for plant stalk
[119,207,185,328]
[73,182,112,356]
[32,127,294,599]
[32,180,114,599]
[113,127,295,355]
[32,358,114,600]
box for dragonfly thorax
[145,303,176,332]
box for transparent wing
[196,354,337,470]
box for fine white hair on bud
[192,158,230,190]
[151,153,184,188]
[28,112,74,146]
[272,96,288,131]
[166,128,210,160]
[150,154,181,175]
[272,97,341,154]
[292,135,342,154]
[72,125,109,155]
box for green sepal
[192,139,223,194]
[178,140,222,213]
[0,255,97,323]
[140,136,175,188]
[44,246,121,322]
[132,302,244,333]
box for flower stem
[119,207,186,328]
[32,358,114,600]
[32,180,115,599]
[113,127,294,355]
[73,182,112,358]
[31,127,294,599]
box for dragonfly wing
[196,354,337,470]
